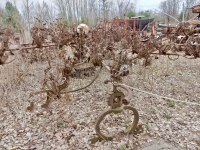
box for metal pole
[153,8,180,23]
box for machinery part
[107,90,124,108]
[71,62,95,78]
[94,105,139,140]
[118,84,133,105]
[123,105,139,134]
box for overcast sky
[0,0,163,11]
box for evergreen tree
[139,10,151,18]
[5,2,23,33]
[127,11,136,18]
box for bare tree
[53,0,67,19]
[22,0,34,30]
[53,0,76,25]
[159,0,182,23]
[46,2,57,22]
[184,0,200,20]
[52,0,138,26]
[117,0,131,18]
[184,0,200,8]
[34,2,45,22]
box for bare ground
[0,53,200,150]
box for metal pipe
[153,8,180,23]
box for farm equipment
[155,4,200,58]
[1,9,200,143]
[103,16,155,35]
[92,60,139,142]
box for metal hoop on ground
[94,105,139,140]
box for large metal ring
[94,105,139,140]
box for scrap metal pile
[0,17,200,142]
[157,15,200,58]
[1,18,200,66]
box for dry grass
[0,51,200,150]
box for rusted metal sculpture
[1,17,200,144]
[92,61,139,142]
[94,83,139,141]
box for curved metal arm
[113,83,133,105]
[153,9,180,23]
[123,105,139,133]
[67,65,103,93]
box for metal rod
[153,8,180,23]
[5,43,56,51]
